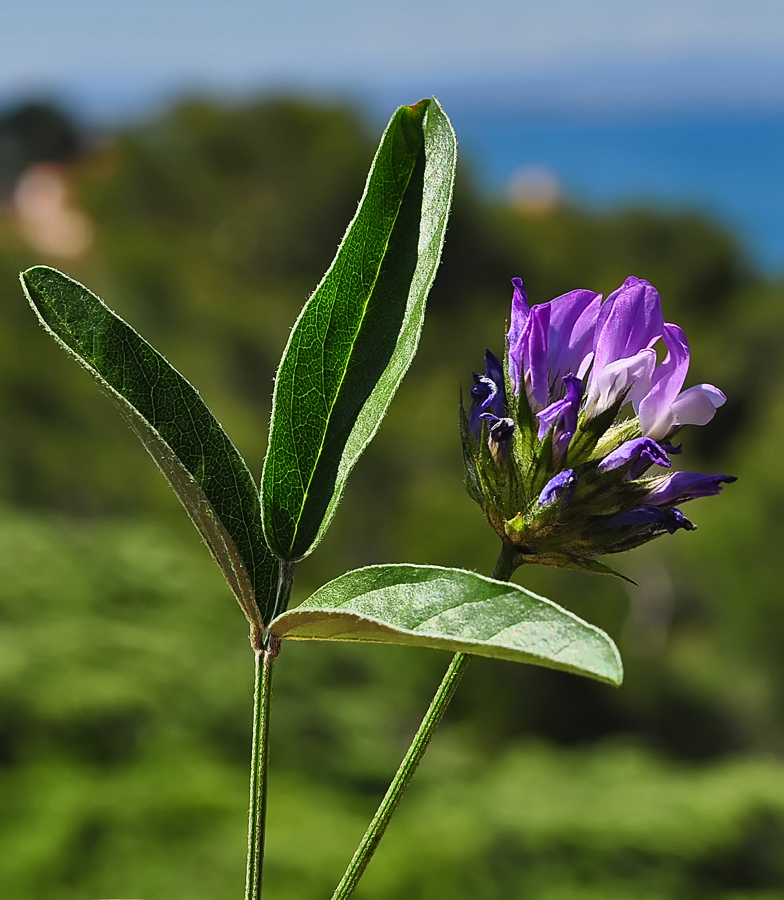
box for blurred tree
[0,101,82,197]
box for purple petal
[646,471,737,506]
[592,277,664,374]
[598,437,672,478]
[536,395,568,441]
[507,278,530,390]
[536,375,582,457]
[556,374,582,456]
[484,349,507,418]
[547,289,602,388]
[606,505,696,533]
[520,303,551,410]
[538,469,578,509]
[484,349,504,391]
[605,505,663,530]
[469,350,507,439]
[469,376,498,439]
[637,323,691,438]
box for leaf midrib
[310,582,587,643]
[35,274,261,553]
[284,150,420,556]
[275,605,605,668]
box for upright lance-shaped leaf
[21,266,279,631]
[262,98,457,562]
[270,565,623,686]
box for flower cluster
[461,276,735,575]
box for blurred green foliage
[0,96,783,898]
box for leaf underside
[270,564,623,686]
[261,97,457,562]
[21,266,279,629]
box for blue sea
[450,112,784,274]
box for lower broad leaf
[270,564,623,686]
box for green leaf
[270,564,623,686]
[21,266,279,631]
[261,98,457,562]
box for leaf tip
[405,98,430,116]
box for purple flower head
[469,349,506,439]
[646,471,738,506]
[598,437,672,480]
[462,274,733,577]
[606,505,696,534]
[536,374,583,458]
[538,469,578,509]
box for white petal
[671,383,726,428]
[576,351,594,380]
[587,349,656,416]
[641,406,675,441]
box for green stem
[244,638,277,900]
[330,541,516,900]
[491,540,518,581]
[330,651,470,900]
[245,560,293,900]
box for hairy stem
[244,638,278,900]
[491,540,518,580]
[245,561,293,899]
[330,651,470,900]
[330,540,515,900]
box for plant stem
[491,540,518,581]
[330,540,516,900]
[244,638,277,900]
[330,650,470,900]
[245,561,293,900]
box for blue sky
[2,0,784,119]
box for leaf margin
[20,265,279,632]
[261,96,457,563]
[270,563,624,687]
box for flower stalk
[330,651,470,900]
[330,543,517,900]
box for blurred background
[1,1,783,898]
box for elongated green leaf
[270,564,623,686]
[21,266,279,630]
[262,98,457,562]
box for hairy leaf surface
[262,98,457,561]
[22,266,279,629]
[270,564,623,685]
